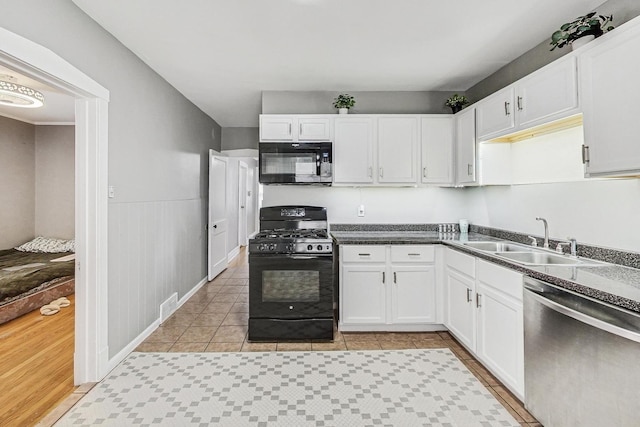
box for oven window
[262,270,320,302]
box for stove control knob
[269,244,276,251]
[317,245,323,251]
[259,244,266,251]
[289,305,294,310]
[307,244,313,251]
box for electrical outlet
[108,185,115,198]
[357,205,365,217]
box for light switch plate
[108,185,115,198]
[357,205,365,217]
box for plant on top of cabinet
[333,93,356,114]
[445,94,469,114]
[550,12,614,51]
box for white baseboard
[227,246,240,264]
[104,276,208,375]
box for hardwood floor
[0,295,75,426]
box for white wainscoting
[107,198,207,358]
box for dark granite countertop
[331,229,640,314]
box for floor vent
[160,293,178,323]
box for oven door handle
[287,255,330,260]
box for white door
[421,116,454,185]
[208,151,228,280]
[340,266,386,325]
[333,117,375,184]
[445,268,476,350]
[377,116,419,183]
[391,265,436,324]
[238,161,248,247]
[246,167,257,237]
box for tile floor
[134,250,541,426]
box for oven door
[259,142,332,184]
[249,253,333,319]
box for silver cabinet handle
[476,293,482,308]
[382,272,385,283]
[408,253,421,256]
[358,253,371,257]
[393,272,397,283]
[466,288,472,303]
[467,163,473,176]
[582,145,590,165]
[379,167,384,178]
[299,123,302,135]
[423,167,427,178]
[517,96,523,111]
[368,166,373,178]
[288,123,292,135]
[504,101,510,116]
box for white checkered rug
[57,349,519,426]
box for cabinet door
[580,22,640,177]
[475,87,515,141]
[391,265,436,324]
[445,268,476,349]
[516,56,578,129]
[455,107,477,185]
[377,117,419,183]
[260,116,295,141]
[333,117,375,184]
[421,116,454,185]
[298,118,331,141]
[476,283,524,399]
[341,265,386,324]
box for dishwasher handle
[524,277,640,344]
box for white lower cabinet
[444,248,525,400]
[340,245,437,331]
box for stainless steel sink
[495,251,603,266]
[462,241,536,252]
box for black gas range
[248,206,334,341]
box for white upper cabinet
[260,115,331,142]
[516,56,578,129]
[476,87,516,141]
[579,16,640,177]
[455,107,477,185]
[475,55,578,141]
[333,117,375,184]
[377,116,419,184]
[421,116,454,185]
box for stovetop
[253,229,329,240]
[250,228,333,255]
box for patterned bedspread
[0,249,75,306]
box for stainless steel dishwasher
[523,277,640,427]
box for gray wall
[0,0,221,358]
[35,125,75,240]
[467,0,640,102]
[0,117,35,248]
[222,127,259,150]
[262,91,464,115]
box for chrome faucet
[536,217,549,248]
[556,238,578,257]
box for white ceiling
[0,65,75,124]
[70,0,604,127]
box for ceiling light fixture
[0,80,45,108]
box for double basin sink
[460,241,604,267]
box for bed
[0,248,75,324]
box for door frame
[0,28,110,383]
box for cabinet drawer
[477,259,523,300]
[342,245,386,263]
[390,245,435,263]
[446,248,476,278]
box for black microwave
[259,142,332,185]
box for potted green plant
[550,12,614,51]
[445,94,468,114]
[333,94,356,114]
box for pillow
[15,236,74,253]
